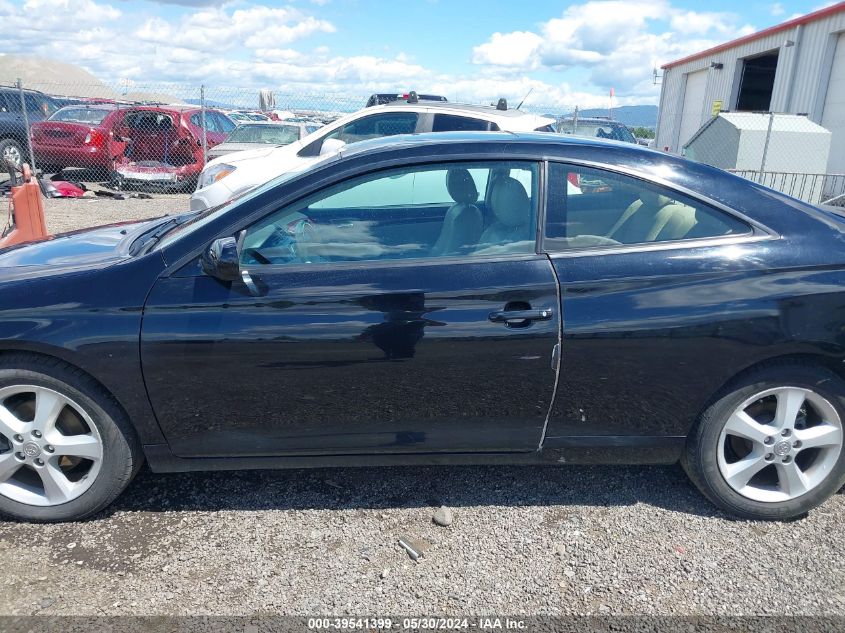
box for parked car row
[0,85,329,190]
[191,98,563,210]
[1,85,654,198]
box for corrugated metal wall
[655,10,845,157]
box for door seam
[538,253,563,450]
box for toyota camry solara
[0,132,844,522]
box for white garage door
[677,69,708,151]
[822,32,845,176]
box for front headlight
[198,163,236,190]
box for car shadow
[102,462,732,520]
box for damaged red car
[30,103,126,173]
[112,105,234,190]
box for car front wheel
[0,355,141,522]
[684,363,845,520]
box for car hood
[207,142,304,167]
[210,142,293,157]
[0,218,165,279]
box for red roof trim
[662,1,845,69]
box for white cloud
[472,31,543,68]
[135,5,335,51]
[770,3,785,17]
[471,0,757,102]
[0,0,760,110]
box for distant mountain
[541,105,658,129]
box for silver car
[209,120,323,159]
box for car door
[540,161,771,451]
[140,159,561,458]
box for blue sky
[0,0,835,108]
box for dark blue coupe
[0,132,843,522]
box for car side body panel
[544,240,845,445]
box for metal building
[655,2,845,175]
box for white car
[191,100,558,211]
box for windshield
[225,124,300,145]
[50,107,110,124]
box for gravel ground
[1,192,844,619]
[42,191,189,235]
[0,465,843,617]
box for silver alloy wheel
[718,386,843,503]
[2,143,22,167]
[0,385,103,506]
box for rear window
[534,124,555,133]
[226,124,300,145]
[125,111,174,130]
[50,108,110,124]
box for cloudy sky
[0,0,831,109]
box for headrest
[639,190,673,209]
[446,168,479,205]
[491,176,530,227]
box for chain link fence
[0,79,372,193]
[1,79,652,198]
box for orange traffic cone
[1,161,49,248]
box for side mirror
[320,137,346,157]
[201,237,240,282]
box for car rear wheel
[0,355,141,522]
[0,139,24,168]
[683,364,845,520]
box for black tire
[0,354,142,522]
[683,363,845,520]
[0,138,24,169]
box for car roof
[337,130,632,159]
[382,100,546,119]
[124,104,202,113]
[54,102,121,111]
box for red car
[30,103,126,173]
[112,105,235,190]
[31,103,235,189]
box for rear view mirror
[320,137,346,157]
[201,237,240,282]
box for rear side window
[214,112,236,133]
[190,113,221,132]
[544,163,750,250]
[432,114,497,132]
[125,112,174,130]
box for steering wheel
[245,218,320,265]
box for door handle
[488,308,554,324]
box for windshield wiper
[129,212,196,256]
